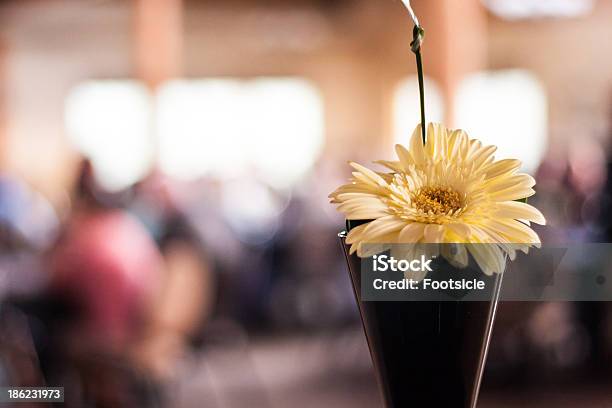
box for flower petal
[346,223,368,245]
[445,223,471,241]
[363,216,405,240]
[398,222,425,243]
[495,201,546,225]
[484,159,522,179]
[467,243,506,275]
[350,162,388,187]
[409,125,427,164]
[424,224,445,243]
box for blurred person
[267,157,358,331]
[567,137,607,240]
[27,159,165,407]
[483,144,607,388]
[596,138,612,242]
[0,173,60,391]
[127,171,215,380]
[533,141,606,244]
[0,159,168,407]
[0,173,59,299]
[50,160,163,349]
[36,159,224,407]
[583,111,612,378]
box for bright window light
[455,70,547,173]
[157,78,324,188]
[65,81,154,191]
[394,76,444,146]
[482,0,594,19]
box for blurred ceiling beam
[133,0,183,88]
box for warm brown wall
[0,0,132,204]
[487,0,612,148]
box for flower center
[413,186,462,215]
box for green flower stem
[411,25,426,145]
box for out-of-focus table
[172,332,612,408]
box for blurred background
[0,0,611,406]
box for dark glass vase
[340,232,503,408]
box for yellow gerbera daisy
[330,123,546,275]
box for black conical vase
[340,231,503,408]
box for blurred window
[156,78,324,188]
[393,76,444,145]
[65,81,154,191]
[455,69,547,173]
[482,0,594,19]
[66,78,324,190]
